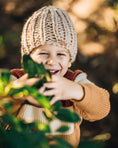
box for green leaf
[28,131,49,148]
[56,125,69,133]
[17,86,51,109]
[1,129,32,148]
[0,69,10,95]
[23,55,37,78]
[23,55,30,74]
[25,86,50,108]
[35,122,51,133]
[4,102,12,112]
[1,114,22,132]
[35,94,51,109]
[7,88,22,96]
[1,71,10,85]
[24,86,37,95]
[27,58,37,78]
[7,85,51,109]
[55,108,81,123]
[51,101,62,111]
[36,62,46,77]
[35,77,47,88]
[43,111,53,121]
[0,79,4,94]
[53,137,73,148]
[45,71,51,82]
[22,88,29,96]
[23,55,51,82]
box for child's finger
[38,86,45,94]
[43,82,56,89]
[26,95,40,106]
[15,73,40,86]
[43,89,55,96]
[24,78,40,86]
[50,96,59,105]
[16,73,28,82]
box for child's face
[30,44,71,76]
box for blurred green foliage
[78,140,105,148]
[0,55,81,148]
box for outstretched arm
[72,83,110,121]
[39,74,110,122]
[72,73,110,121]
[39,75,84,105]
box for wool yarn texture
[21,6,77,63]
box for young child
[10,6,110,147]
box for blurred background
[0,0,118,147]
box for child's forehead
[35,44,70,53]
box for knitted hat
[21,6,77,63]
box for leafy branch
[0,55,81,148]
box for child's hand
[14,74,40,86]
[39,75,84,105]
[12,74,40,106]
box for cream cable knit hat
[21,6,77,63]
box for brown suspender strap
[11,69,82,80]
[10,69,25,78]
[64,69,82,81]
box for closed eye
[57,53,66,56]
[39,52,48,55]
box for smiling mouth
[48,69,60,75]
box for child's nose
[46,56,56,65]
[47,59,53,65]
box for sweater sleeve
[72,73,110,122]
